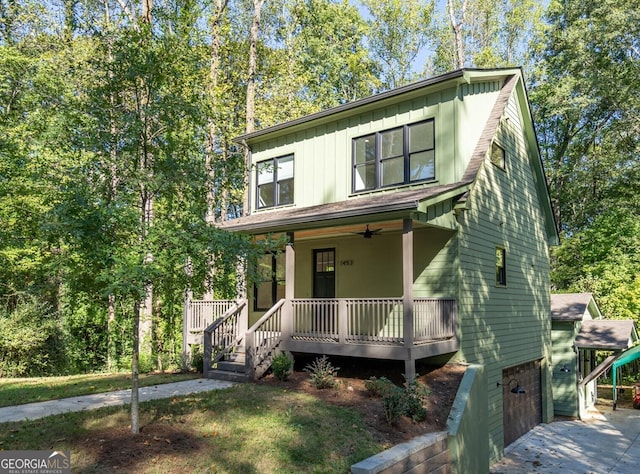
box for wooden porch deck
[184,297,458,379]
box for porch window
[254,252,286,310]
[496,247,507,286]
[353,119,435,192]
[256,154,294,209]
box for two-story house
[184,68,559,462]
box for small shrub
[304,355,339,389]
[272,351,293,381]
[364,376,394,397]
[190,345,204,373]
[378,374,431,425]
[382,386,405,425]
[403,375,430,422]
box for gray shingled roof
[221,73,518,233]
[551,293,595,321]
[574,320,637,350]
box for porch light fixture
[560,364,571,373]
[497,379,526,394]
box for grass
[0,383,382,473]
[0,372,199,407]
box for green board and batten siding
[551,321,579,416]
[456,90,553,461]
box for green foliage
[0,297,66,377]
[271,351,293,381]
[304,355,339,389]
[190,345,204,373]
[364,376,395,397]
[368,375,431,425]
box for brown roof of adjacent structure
[551,293,596,321]
[574,320,637,350]
[221,73,518,233]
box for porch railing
[187,299,237,334]
[290,297,456,345]
[246,299,285,379]
[203,301,246,373]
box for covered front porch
[184,295,458,380]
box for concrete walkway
[0,379,234,424]
[491,406,640,473]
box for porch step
[207,351,251,382]
[207,368,251,383]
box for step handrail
[203,300,247,373]
[246,299,286,379]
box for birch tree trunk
[447,0,467,69]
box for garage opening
[502,360,542,446]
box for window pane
[258,183,274,208]
[354,135,375,164]
[278,178,294,205]
[257,254,273,280]
[275,253,286,280]
[380,128,403,159]
[257,161,273,185]
[409,150,435,181]
[276,282,286,301]
[354,163,376,191]
[256,281,273,309]
[490,142,505,168]
[496,248,506,286]
[277,155,294,179]
[409,121,434,153]
[381,156,404,186]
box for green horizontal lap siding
[457,91,552,463]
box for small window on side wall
[490,142,505,170]
[496,247,507,286]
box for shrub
[271,351,293,381]
[304,355,339,389]
[364,376,394,397]
[374,374,431,425]
[190,345,204,373]
[0,297,66,377]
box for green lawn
[0,372,199,407]
[0,383,382,473]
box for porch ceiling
[220,182,470,234]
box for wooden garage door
[502,360,542,447]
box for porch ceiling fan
[356,224,382,239]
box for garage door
[502,360,542,446]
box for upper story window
[490,142,506,170]
[496,247,507,287]
[352,119,435,192]
[256,154,294,209]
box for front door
[313,248,335,298]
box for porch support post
[285,233,295,300]
[282,233,295,344]
[402,218,416,380]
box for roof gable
[574,320,637,350]
[551,293,600,321]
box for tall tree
[359,0,434,89]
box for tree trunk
[243,0,265,216]
[131,301,140,434]
[447,0,467,69]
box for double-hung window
[496,247,507,286]
[256,154,294,209]
[353,119,435,192]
